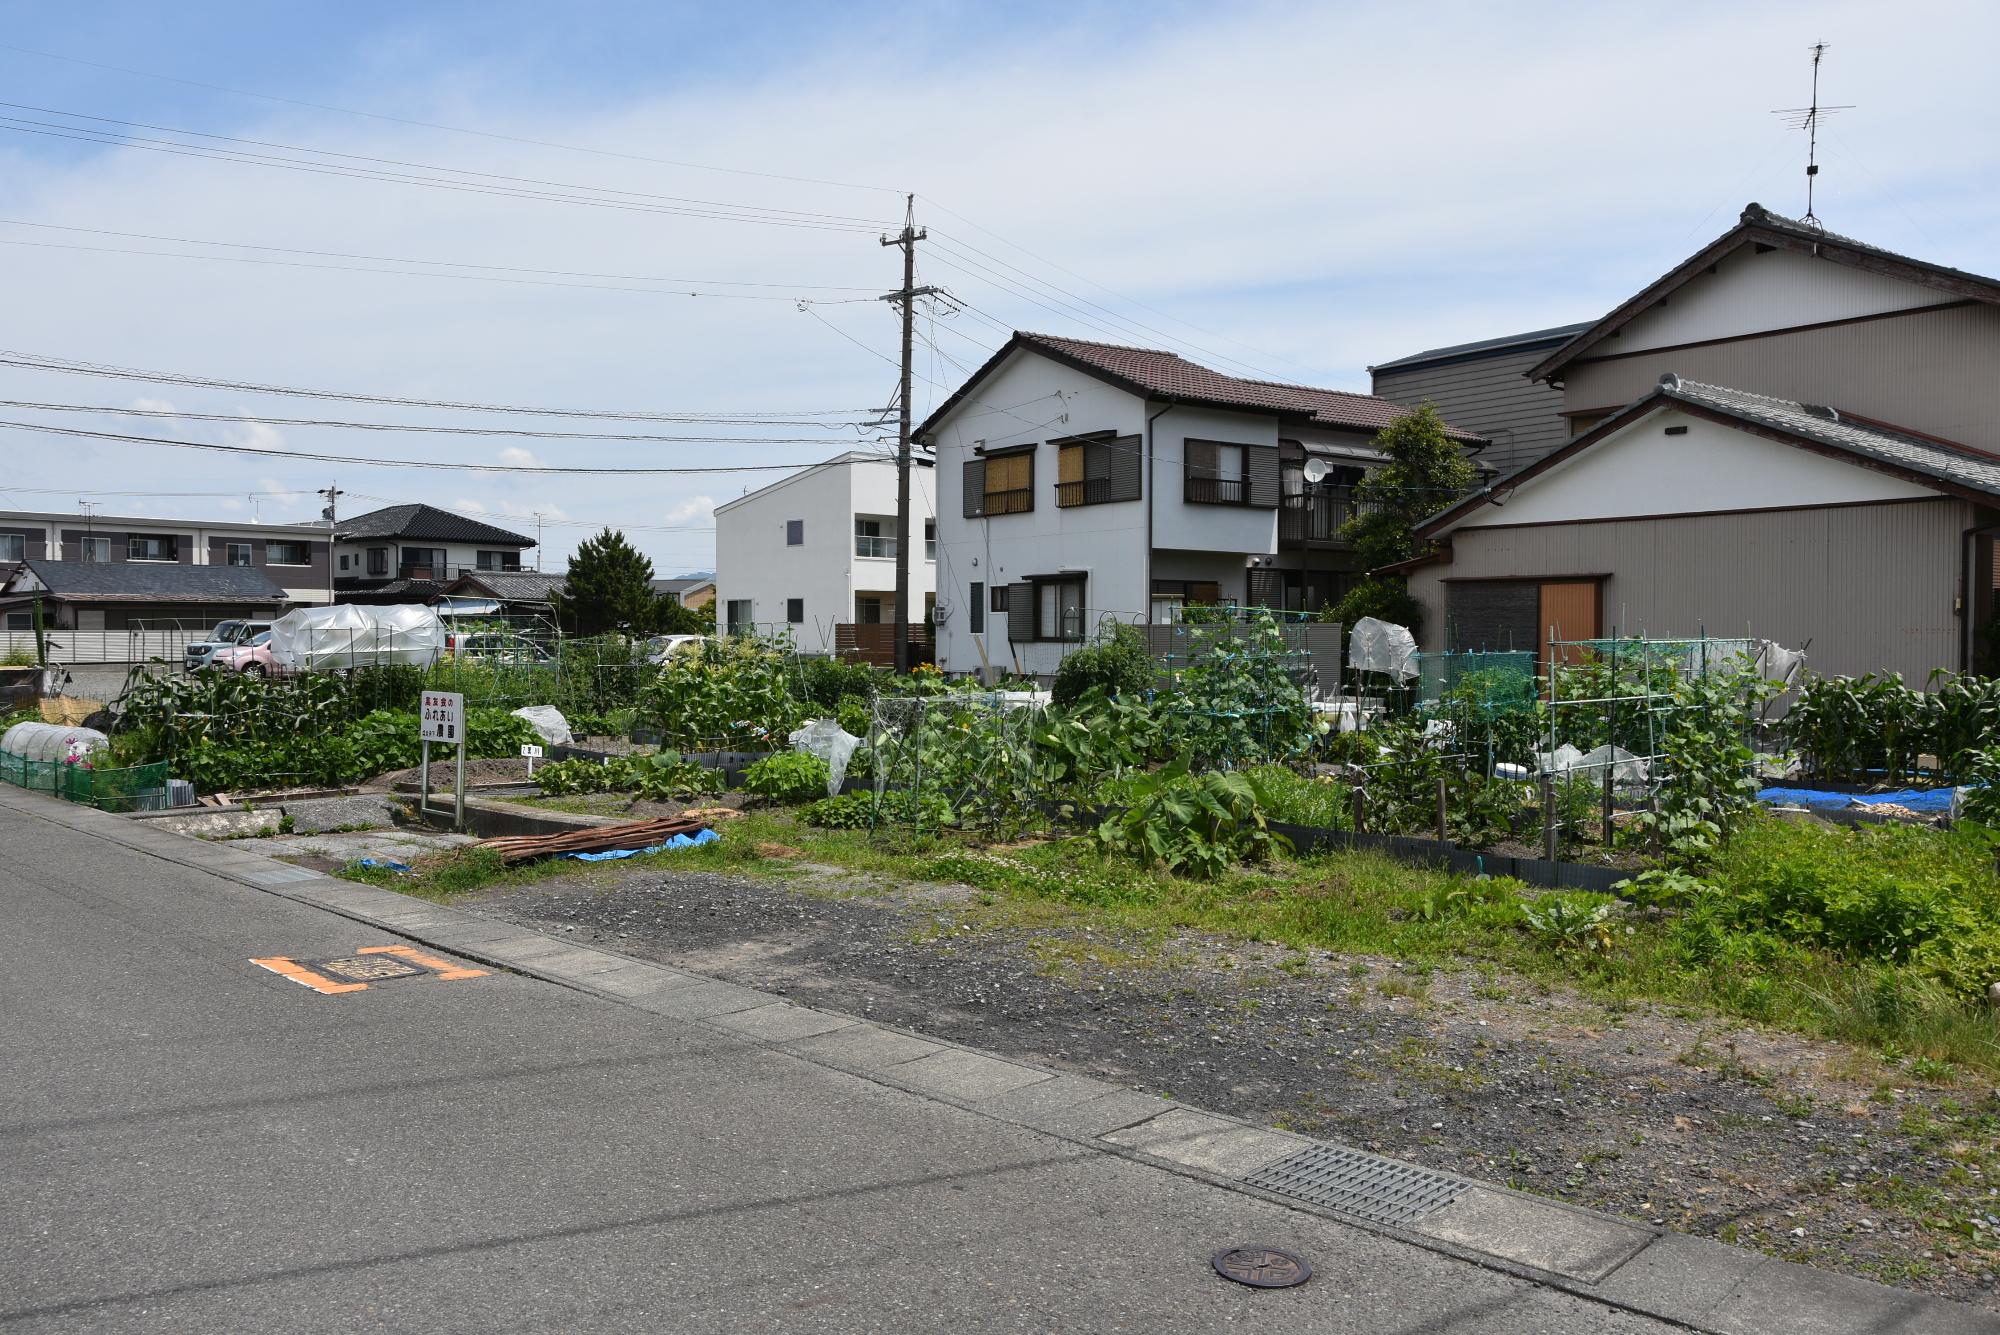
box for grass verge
[340,804,2000,1082]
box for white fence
[1,631,197,664]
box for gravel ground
[468,860,2000,1310]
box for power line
[0,417,838,475]
[0,398,887,442]
[0,234,871,301]
[0,223,884,300]
[0,217,878,290]
[0,42,903,195]
[0,102,890,226]
[0,116,887,234]
[918,197,1324,378]
[0,348,876,421]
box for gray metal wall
[1373,344,1571,475]
[1562,303,2000,454]
[1408,497,1976,682]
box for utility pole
[533,512,545,571]
[881,194,938,674]
[319,483,343,606]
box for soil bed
[465,858,2000,1310]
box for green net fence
[1415,650,1538,715]
[0,750,172,811]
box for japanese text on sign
[420,691,465,745]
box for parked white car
[643,634,713,665]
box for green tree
[651,593,710,635]
[1329,404,1474,634]
[550,529,657,636]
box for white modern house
[713,451,937,653]
[920,332,1482,678]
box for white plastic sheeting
[269,604,444,671]
[1,721,107,763]
[1348,617,1418,683]
[789,718,860,796]
[1754,641,1808,687]
[512,706,572,746]
[1537,743,1649,784]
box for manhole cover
[307,955,427,982]
[1212,1246,1311,1289]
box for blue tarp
[562,828,720,861]
[1758,785,1956,814]
[355,857,413,872]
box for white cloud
[663,495,715,526]
[498,446,543,468]
[131,397,178,414]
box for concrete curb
[7,785,1990,1335]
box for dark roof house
[1370,323,1591,475]
[438,570,567,610]
[336,504,534,546]
[0,558,289,631]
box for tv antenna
[1771,41,1852,226]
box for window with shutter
[1246,444,1281,508]
[1184,440,1251,505]
[982,451,1034,515]
[968,582,984,634]
[1053,434,1139,507]
[962,458,986,518]
[1005,583,1034,642]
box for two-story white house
[920,332,1483,678]
[713,451,937,654]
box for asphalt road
[0,794,1679,1333]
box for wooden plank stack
[478,816,710,865]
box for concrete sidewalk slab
[893,1048,1052,1102]
[627,978,776,1019]
[778,1022,943,1072]
[1411,1187,1652,1283]
[1102,1107,1308,1178]
[705,1001,857,1043]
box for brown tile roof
[918,332,1482,443]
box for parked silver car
[184,619,272,672]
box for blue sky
[1,1,1995,572]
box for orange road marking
[251,956,367,995]
[358,943,488,981]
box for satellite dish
[1302,458,1332,484]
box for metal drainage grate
[1244,1145,1464,1226]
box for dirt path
[468,861,2000,1310]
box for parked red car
[211,630,279,677]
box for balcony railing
[854,535,897,560]
[370,561,522,582]
[1055,478,1117,508]
[982,487,1033,515]
[1278,487,1389,545]
[1185,474,1248,505]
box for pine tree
[1329,404,1475,634]
[550,529,657,636]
